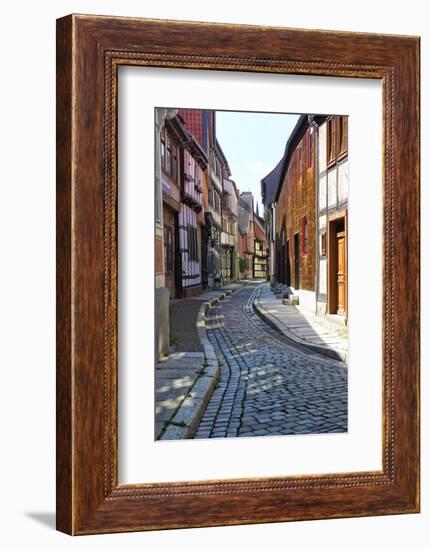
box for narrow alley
[194,283,347,438]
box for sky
[215,110,299,212]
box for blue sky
[215,110,299,212]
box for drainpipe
[309,115,319,316]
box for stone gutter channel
[253,283,348,363]
[159,284,244,440]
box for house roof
[261,156,284,206]
[215,138,231,177]
[261,114,315,205]
[168,115,209,169]
[229,177,239,198]
[238,192,254,234]
[254,215,266,240]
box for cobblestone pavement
[169,284,244,353]
[194,283,347,439]
[170,299,205,353]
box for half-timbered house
[221,177,239,283]
[266,113,348,321]
[179,133,208,296]
[238,192,255,280]
[253,212,269,279]
[159,113,209,299]
[160,116,183,300]
[177,109,211,290]
[315,115,349,321]
[155,108,178,358]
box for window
[327,115,348,166]
[164,225,174,274]
[216,160,221,179]
[321,232,327,256]
[161,129,179,183]
[166,136,172,176]
[339,116,348,157]
[255,240,264,256]
[306,129,313,169]
[187,226,198,261]
[193,227,197,260]
[172,144,178,182]
[195,165,202,191]
[327,117,336,165]
[160,130,166,170]
[209,185,220,211]
[298,144,303,180]
[214,190,221,213]
[301,216,308,255]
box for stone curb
[160,366,219,440]
[253,286,348,364]
[160,285,244,440]
[197,284,246,360]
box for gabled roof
[223,177,238,198]
[167,115,209,168]
[215,138,231,177]
[261,156,284,206]
[229,177,239,198]
[238,192,254,234]
[261,114,313,205]
[254,215,266,240]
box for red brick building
[274,115,317,312]
[270,113,349,319]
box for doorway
[285,240,291,287]
[174,213,182,298]
[328,216,347,316]
[280,245,286,284]
[200,227,209,289]
[294,233,300,289]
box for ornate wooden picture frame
[56,14,420,534]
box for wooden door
[336,230,346,314]
[328,215,347,316]
[174,213,182,298]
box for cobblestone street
[194,283,348,439]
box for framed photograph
[56,14,420,534]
